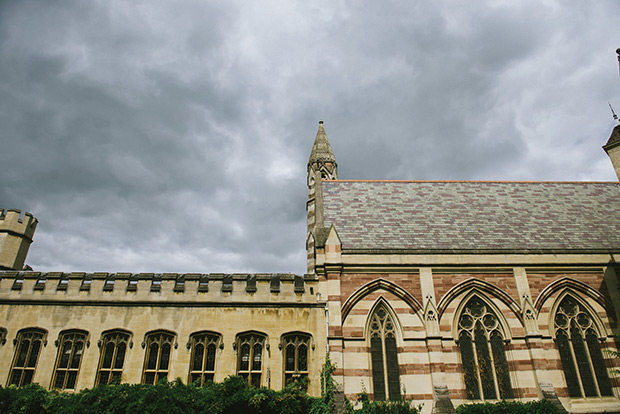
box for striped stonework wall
[437,279,533,404]
[318,262,620,413]
[340,290,430,402]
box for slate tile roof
[322,180,620,252]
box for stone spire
[306,121,337,274]
[308,121,337,181]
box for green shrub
[455,399,563,414]
[352,392,422,414]
[0,383,48,414]
[0,376,327,414]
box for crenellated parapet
[0,209,38,238]
[0,209,38,270]
[0,271,320,304]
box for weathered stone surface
[539,383,567,413]
[333,384,347,414]
[432,385,455,414]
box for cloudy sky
[1,1,619,275]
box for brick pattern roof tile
[322,180,620,252]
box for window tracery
[52,330,88,389]
[96,330,131,385]
[188,331,220,385]
[142,331,175,384]
[236,332,265,387]
[282,333,310,386]
[369,303,400,401]
[8,328,46,387]
[457,297,512,400]
[554,296,612,397]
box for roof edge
[322,179,620,184]
[340,248,620,255]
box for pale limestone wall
[0,272,327,396]
[0,209,37,271]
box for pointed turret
[306,121,337,274]
[308,121,337,182]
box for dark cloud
[1,1,619,274]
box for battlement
[0,209,38,240]
[0,271,322,304]
[0,209,38,270]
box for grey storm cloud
[1,0,619,274]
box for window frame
[235,331,267,387]
[187,331,221,385]
[553,295,613,398]
[456,296,513,401]
[95,329,132,386]
[141,330,177,384]
[7,328,47,387]
[367,302,401,401]
[51,329,89,390]
[281,332,312,386]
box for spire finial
[308,121,337,180]
[610,103,619,124]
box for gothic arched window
[458,297,512,400]
[369,303,400,401]
[52,330,89,390]
[554,296,613,398]
[142,330,175,384]
[188,331,221,385]
[96,330,131,385]
[282,332,310,386]
[8,328,47,387]
[236,332,265,387]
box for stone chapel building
[1,120,620,413]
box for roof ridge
[323,179,619,184]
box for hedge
[455,399,563,414]
[0,378,563,414]
[0,377,323,414]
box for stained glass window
[554,296,612,397]
[369,304,401,401]
[457,297,512,400]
